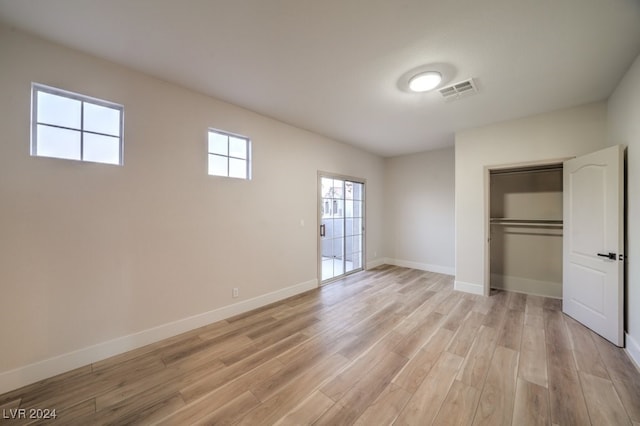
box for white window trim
[31,83,125,165]
[207,128,252,180]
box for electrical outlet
[232,288,239,298]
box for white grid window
[31,83,124,165]
[208,129,251,179]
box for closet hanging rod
[490,166,563,176]
[490,222,563,228]
[490,218,563,227]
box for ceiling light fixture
[408,71,442,92]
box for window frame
[31,83,125,165]
[207,128,252,180]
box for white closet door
[563,145,624,346]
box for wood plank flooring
[1,265,639,425]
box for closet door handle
[320,224,326,237]
[597,252,616,260]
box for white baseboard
[454,280,484,295]
[0,278,318,394]
[366,257,388,270]
[626,332,640,372]
[490,273,562,299]
[386,258,455,276]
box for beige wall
[608,52,640,364]
[0,26,386,391]
[384,148,455,274]
[455,102,608,295]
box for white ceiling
[1,1,639,157]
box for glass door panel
[345,182,364,276]
[320,175,364,283]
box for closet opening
[489,163,564,298]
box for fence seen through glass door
[320,176,364,282]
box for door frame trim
[317,171,367,286]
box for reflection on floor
[321,256,355,281]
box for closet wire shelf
[489,218,563,228]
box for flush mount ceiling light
[408,71,442,92]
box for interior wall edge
[626,332,640,372]
[0,277,317,395]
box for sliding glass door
[319,174,365,283]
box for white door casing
[563,145,624,346]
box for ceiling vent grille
[438,78,478,101]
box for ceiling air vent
[438,78,478,101]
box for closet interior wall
[489,166,563,298]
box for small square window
[207,129,251,180]
[31,83,124,165]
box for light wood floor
[1,265,639,425]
